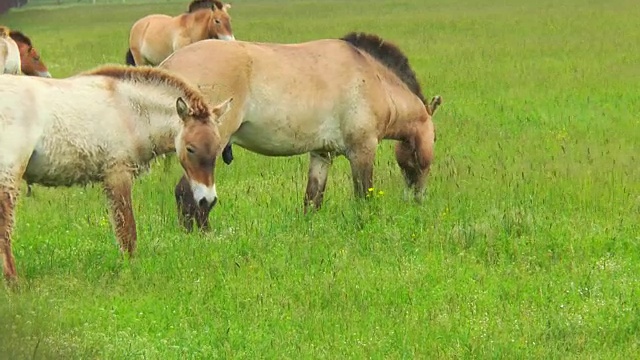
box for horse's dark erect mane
[187,0,223,12]
[341,32,425,104]
[9,30,32,47]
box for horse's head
[9,31,51,78]
[175,96,233,208]
[207,2,235,41]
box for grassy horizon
[1,0,639,358]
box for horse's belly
[231,119,345,156]
[23,144,108,186]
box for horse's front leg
[0,184,18,282]
[304,152,333,213]
[103,172,136,256]
[346,139,377,199]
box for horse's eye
[214,19,221,25]
[186,146,196,154]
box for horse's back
[164,38,372,101]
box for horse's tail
[125,49,136,66]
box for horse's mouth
[217,34,235,41]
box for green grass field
[1,0,640,358]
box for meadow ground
[1,0,639,358]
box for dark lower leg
[178,207,194,232]
[195,210,210,232]
[347,147,375,199]
[304,152,333,213]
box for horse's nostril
[198,198,208,208]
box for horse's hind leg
[130,46,145,66]
[0,184,18,282]
[395,121,435,203]
[304,152,333,213]
[103,171,137,256]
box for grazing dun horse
[9,30,52,78]
[0,26,21,75]
[160,32,442,213]
[0,65,232,282]
[125,0,234,66]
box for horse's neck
[121,82,183,157]
[180,11,210,40]
[378,72,427,139]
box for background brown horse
[9,30,51,77]
[125,0,234,67]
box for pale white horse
[0,65,233,283]
[0,26,21,75]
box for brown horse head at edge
[9,30,51,78]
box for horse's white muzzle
[191,181,218,208]
[37,71,52,78]
[218,34,235,41]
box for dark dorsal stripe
[341,32,425,104]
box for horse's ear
[211,97,233,124]
[176,97,191,121]
[223,3,231,12]
[427,95,442,115]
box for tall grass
[1,0,639,358]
